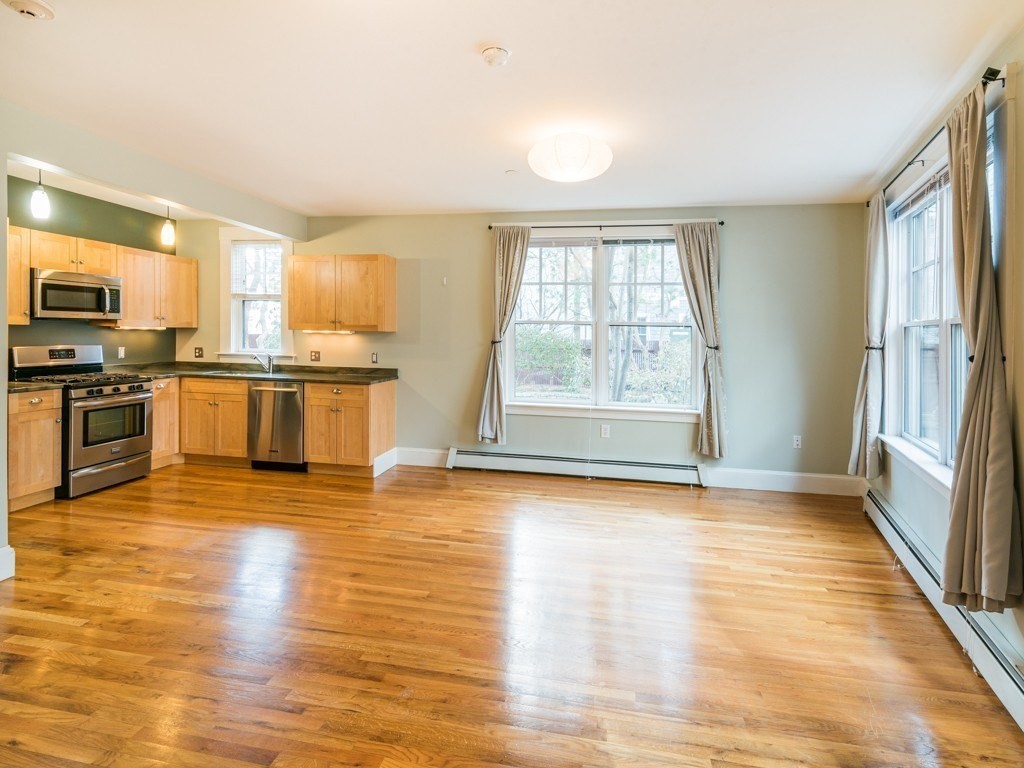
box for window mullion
[593,243,609,407]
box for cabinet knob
[28,397,42,405]
[23,310,29,316]
[55,418,62,424]
[208,401,215,406]
[156,383,166,389]
[332,388,342,394]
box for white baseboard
[866,492,1024,731]
[706,467,868,496]
[373,448,398,477]
[0,545,14,582]
[397,447,448,467]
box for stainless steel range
[10,345,154,498]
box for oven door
[69,391,153,470]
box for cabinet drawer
[9,390,62,413]
[181,377,248,395]
[305,383,367,401]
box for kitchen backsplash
[9,321,174,365]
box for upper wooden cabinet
[30,231,75,271]
[116,246,198,328]
[289,253,396,332]
[75,239,117,276]
[7,224,31,325]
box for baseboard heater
[865,489,1024,730]
[446,448,702,486]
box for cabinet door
[337,402,369,465]
[214,393,248,458]
[151,379,180,460]
[9,407,62,498]
[160,254,198,328]
[336,254,396,332]
[7,225,31,325]
[181,391,216,455]
[288,254,336,330]
[117,246,162,327]
[304,392,338,463]
[76,238,117,276]
[30,230,75,272]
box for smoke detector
[3,0,55,19]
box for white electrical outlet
[371,352,378,364]
[793,435,802,449]
[117,346,125,359]
[600,424,610,438]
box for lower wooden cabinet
[151,378,181,467]
[180,378,248,458]
[304,381,395,474]
[8,390,62,511]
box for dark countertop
[8,363,398,394]
[8,381,65,394]
[110,362,400,385]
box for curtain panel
[674,222,727,458]
[476,225,531,444]
[942,83,1023,613]
[848,190,890,478]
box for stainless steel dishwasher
[248,380,304,465]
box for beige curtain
[942,84,1023,613]
[675,222,726,458]
[477,225,531,444]
[848,190,889,478]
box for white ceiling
[1,1,1022,217]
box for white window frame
[218,226,294,359]
[506,225,701,421]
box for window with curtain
[890,131,996,467]
[508,229,698,410]
[230,240,283,352]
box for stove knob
[86,389,94,396]
[113,386,121,393]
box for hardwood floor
[2,465,1023,767]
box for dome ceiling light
[2,0,55,20]
[527,133,613,183]
[481,45,510,67]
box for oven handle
[72,391,154,409]
[102,286,111,315]
[71,454,149,478]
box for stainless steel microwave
[32,269,123,320]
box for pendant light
[30,169,51,219]
[160,206,175,247]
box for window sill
[507,403,700,423]
[218,352,296,361]
[877,434,953,499]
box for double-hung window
[219,227,293,356]
[890,125,998,467]
[508,227,698,411]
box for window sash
[508,235,699,411]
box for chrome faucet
[252,353,274,374]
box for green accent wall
[7,176,175,254]
[7,175,176,363]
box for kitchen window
[219,227,293,356]
[508,228,698,414]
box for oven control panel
[72,380,154,400]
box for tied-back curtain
[942,83,1023,613]
[674,222,726,458]
[477,225,531,444]
[848,190,890,478]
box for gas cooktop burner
[30,372,150,386]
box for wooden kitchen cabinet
[75,238,117,276]
[304,381,395,475]
[7,224,31,325]
[8,390,62,511]
[151,378,181,468]
[289,253,396,332]
[180,378,248,459]
[29,230,76,271]
[115,246,198,328]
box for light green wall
[177,204,866,474]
